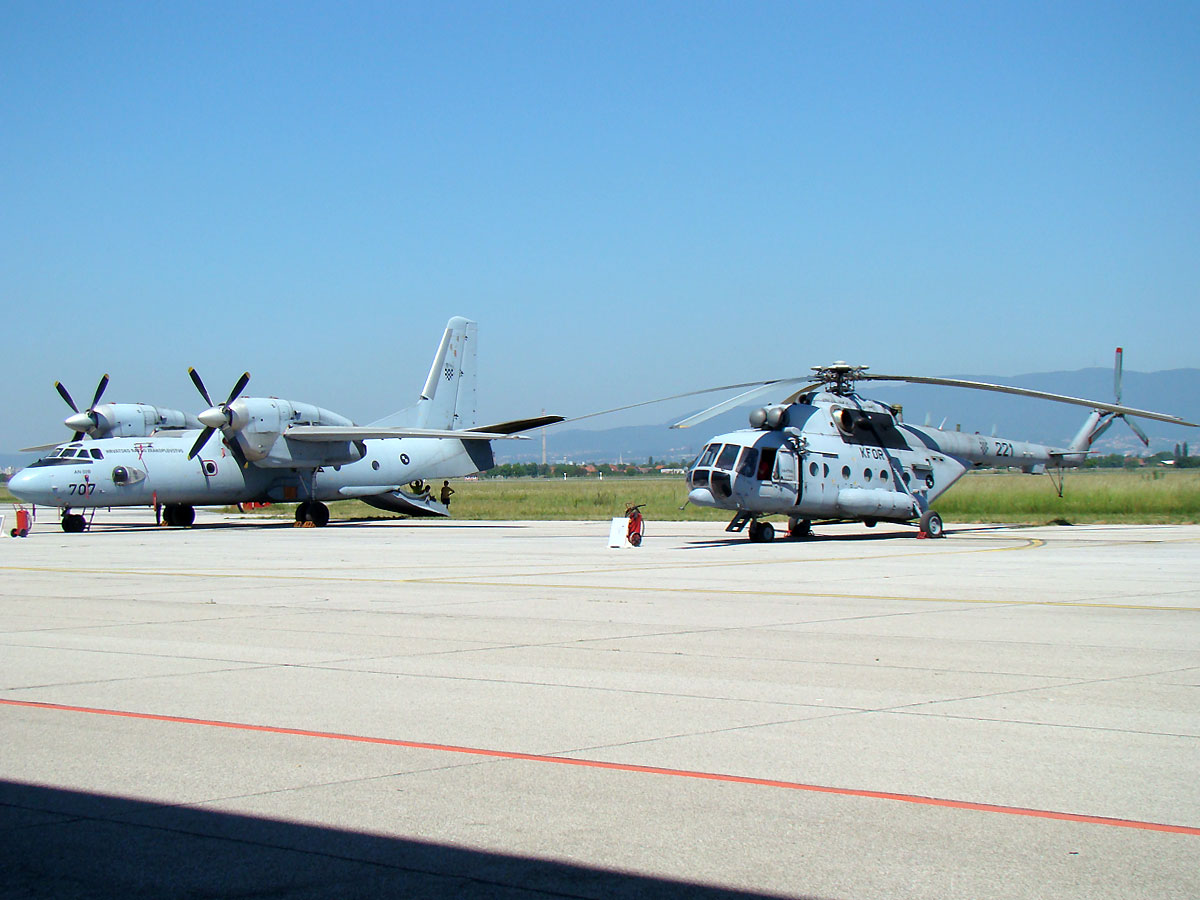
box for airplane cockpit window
[715,444,740,471]
[90,449,103,459]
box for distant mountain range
[495,367,1200,465]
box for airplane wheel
[61,514,86,534]
[164,504,195,527]
[309,502,330,528]
[295,501,311,525]
[787,517,813,540]
[919,510,945,538]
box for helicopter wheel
[748,521,775,543]
[919,510,945,538]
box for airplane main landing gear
[787,517,813,540]
[295,501,330,528]
[162,504,196,527]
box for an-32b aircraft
[9,317,561,532]
[676,351,1196,541]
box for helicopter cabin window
[902,472,911,484]
[757,447,777,480]
[697,444,720,468]
[737,448,759,477]
[841,465,851,479]
[809,462,818,476]
[823,464,830,477]
[879,469,888,481]
[715,444,740,471]
[863,469,872,481]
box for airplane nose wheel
[295,501,330,528]
[61,513,87,533]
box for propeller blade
[1124,415,1151,447]
[90,373,110,409]
[1114,347,1124,405]
[861,374,1198,427]
[188,367,214,407]
[225,372,250,406]
[671,379,813,429]
[188,426,215,460]
[55,381,79,412]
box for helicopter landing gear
[61,512,87,533]
[295,500,330,528]
[918,509,945,539]
[748,520,775,543]
[787,517,813,540]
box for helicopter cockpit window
[696,444,720,469]
[737,448,758,477]
[715,444,740,471]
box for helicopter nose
[688,487,717,507]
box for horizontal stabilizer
[473,415,565,435]
[285,425,529,442]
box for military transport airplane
[9,317,561,532]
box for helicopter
[672,350,1197,542]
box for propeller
[187,369,251,461]
[55,374,111,440]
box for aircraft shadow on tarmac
[1,780,813,900]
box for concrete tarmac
[1,506,1197,899]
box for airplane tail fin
[368,317,478,430]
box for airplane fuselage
[9,429,487,510]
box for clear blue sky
[3,1,1197,452]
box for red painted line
[4,697,1197,836]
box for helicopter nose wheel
[747,520,775,543]
[918,510,945,538]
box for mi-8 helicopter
[9,317,561,532]
[674,350,1196,541]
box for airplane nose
[7,468,44,502]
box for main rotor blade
[670,379,812,429]
[188,426,215,460]
[1114,347,1124,404]
[225,372,250,406]
[90,373,110,409]
[861,374,1198,427]
[1124,415,1151,447]
[561,381,785,426]
[188,367,214,407]
[55,381,78,412]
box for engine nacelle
[65,403,201,439]
[227,397,358,466]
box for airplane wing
[471,415,565,434]
[284,426,532,441]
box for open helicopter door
[750,442,800,510]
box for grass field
[5,469,1198,525]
